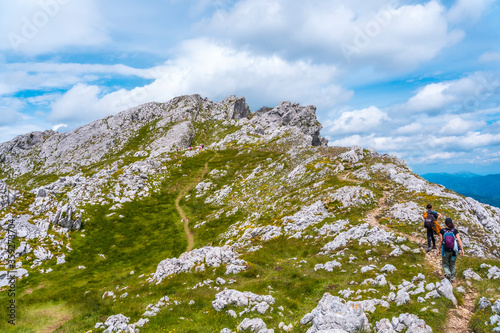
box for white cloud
[201,0,463,69]
[447,0,496,24]
[52,123,67,131]
[404,72,500,113]
[0,123,46,143]
[0,97,25,125]
[405,82,457,112]
[48,39,353,125]
[324,106,389,135]
[0,61,151,96]
[49,83,105,123]
[427,151,465,160]
[439,117,485,135]
[0,0,108,55]
[395,122,424,134]
[479,52,500,62]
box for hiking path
[366,191,477,333]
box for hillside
[421,173,500,208]
[1,94,500,333]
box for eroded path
[367,191,477,332]
[175,152,216,252]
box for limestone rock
[212,289,274,313]
[300,293,370,332]
[150,246,247,284]
[478,297,491,310]
[389,201,422,224]
[339,146,365,163]
[283,201,331,234]
[436,278,457,306]
[0,181,18,209]
[328,186,374,208]
[251,101,327,146]
[463,268,482,281]
[237,318,273,333]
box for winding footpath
[366,191,477,333]
[175,150,217,252]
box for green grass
[2,127,500,333]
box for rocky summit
[0,94,499,333]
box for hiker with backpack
[423,204,442,252]
[439,217,464,283]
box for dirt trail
[33,304,72,333]
[175,151,216,252]
[367,191,477,332]
[444,288,478,333]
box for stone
[0,180,18,209]
[488,266,500,279]
[380,264,397,273]
[436,278,457,306]
[237,318,273,333]
[328,186,374,208]
[395,290,411,306]
[212,289,275,312]
[462,268,482,281]
[492,299,500,314]
[339,146,365,163]
[389,201,421,224]
[282,201,331,234]
[300,293,370,332]
[314,261,342,272]
[150,246,247,284]
[478,297,491,310]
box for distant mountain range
[421,172,500,208]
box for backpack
[423,210,436,229]
[443,228,458,252]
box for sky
[1,0,499,175]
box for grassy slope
[0,128,499,332]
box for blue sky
[1,0,499,175]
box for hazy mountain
[421,173,500,208]
[0,95,499,332]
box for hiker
[439,217,464,283]
[423,204,441,252]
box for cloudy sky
[1,0,499,175]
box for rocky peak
[0,95,327,182]
[251,101,327,146]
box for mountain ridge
[421,172,500,208]
[0,95,499,332]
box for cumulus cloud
[201,0,464,69]
[405,82,458,112]
[49,83,106,123]
[324,106,390,135]
[404,72,500,113]
[48,39,353,125]
[439,117,486,135]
